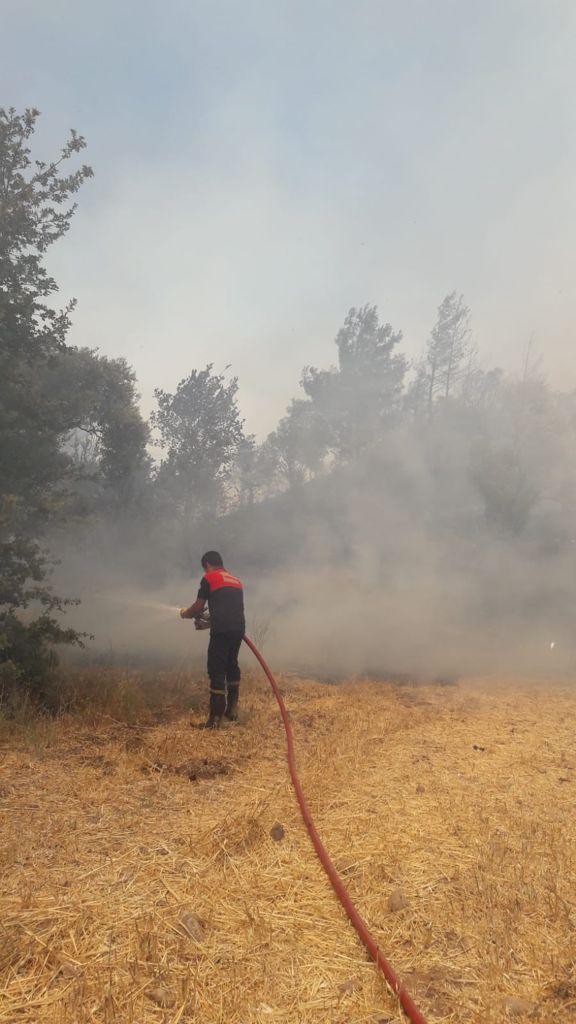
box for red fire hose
[243,635,429,1024]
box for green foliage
[0,108,97,690]
[152,365,246,522]
[0,507,87,694]
[0,108,92,358]
[43,347,151,515]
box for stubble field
[1,670,575,1023]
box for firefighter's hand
[179,607,189,619]
[194,617,210,631]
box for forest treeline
[2,109,575,690]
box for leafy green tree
[152,365,246,524]
[302,305,406,460]
[0,107,94,691]
[44,347,151,516]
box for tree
[471,376,562,535]
[263,399,330,492]
[0,107,94,691]
[151,365,246,524]
[459,363,503,411]
[44,347,151,517]
[229,437,273,508]
[414,292,471,415]
[302,304,406,460]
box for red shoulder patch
[205,569,243,592]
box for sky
[3,0,576,436]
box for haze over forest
[3,2,576,691]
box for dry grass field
[1,670,575,1023]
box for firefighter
[180,551,246,729]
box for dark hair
[201,550,223,569]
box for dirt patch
[140,757,231,782]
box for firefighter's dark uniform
[198,568,245,722]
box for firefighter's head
[201,550,224,572]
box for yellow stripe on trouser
[210,687,226,694]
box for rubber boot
[225,684,239,722]
[205,690,225,729]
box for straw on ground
[1,672,575,1023]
